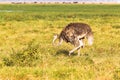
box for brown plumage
[53,23,93,56]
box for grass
[0,4,120,80]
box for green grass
[0,4,120,80]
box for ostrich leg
[69,39,83,56]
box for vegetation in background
[3,40,40,67]
[0,4,120,80]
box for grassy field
[0,4,120,80]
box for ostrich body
[53,23,93,56]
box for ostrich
[52,23,93,56]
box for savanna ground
[0,4,120,80]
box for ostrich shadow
[55,49,89,56]
[55,49,77,56]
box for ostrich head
[52,34,63,46]
[52,34,59,46]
